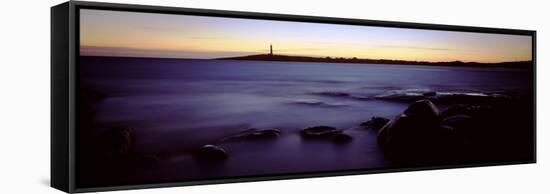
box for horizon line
[79,53,533,65]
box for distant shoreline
[80,55,532,69]
[217,54,533,68]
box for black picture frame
[51,1,536,193]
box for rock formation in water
[300,126,352,143]
[195,144,228,161]
[360,117,390,131]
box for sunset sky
[80,9,532,63]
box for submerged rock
[360,117,390,131]
[106,126,133,156]
[222,128,281,142]
[435,93,510,105]
[300,126,342,139]
[331,133,353,143]
[423,91,437,97]
[289,99,348,107]
[374,89,433,102]
[134,154,161,167]
[300,126,354,143]
[374,89,510,105]
[195,144,228,160]
[249,128,281,139]
[312,91,351,97]
[440,104,482,119]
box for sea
[79,56,532,183]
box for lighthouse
[269,44,273,55]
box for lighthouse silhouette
[269,44,273,55]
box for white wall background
[0,0,547,193]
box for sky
[80,9,532,63]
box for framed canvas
[51,1,536,193]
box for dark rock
[441,114,472,129]
[440,104,482,118]
[300,126,354,143]
[440,114,474,144]
[221,128,281,142]
[331,133,353,143]
[195,144,228,160]
[313,91,351,97]
[289,99,348,107]
[377,100,441,149]
[374,89,435,103]
[377,114,417,147]
[249,128,281,139]
[435,93,510,105]
[423,91,437,97]
[360,117,390,131]
[404,99,440,122]
[376,91,534,164]
[135,154,160,167]
[438,125,454,132]
[374,89,511,105]
[107,127,133,156]
[300,126,342,139]
[375,94,424,103]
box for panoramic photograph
[77,9,534,187]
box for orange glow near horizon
[80,9,532,63]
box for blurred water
[79,56,532,183]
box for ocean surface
[79,56,532,183]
